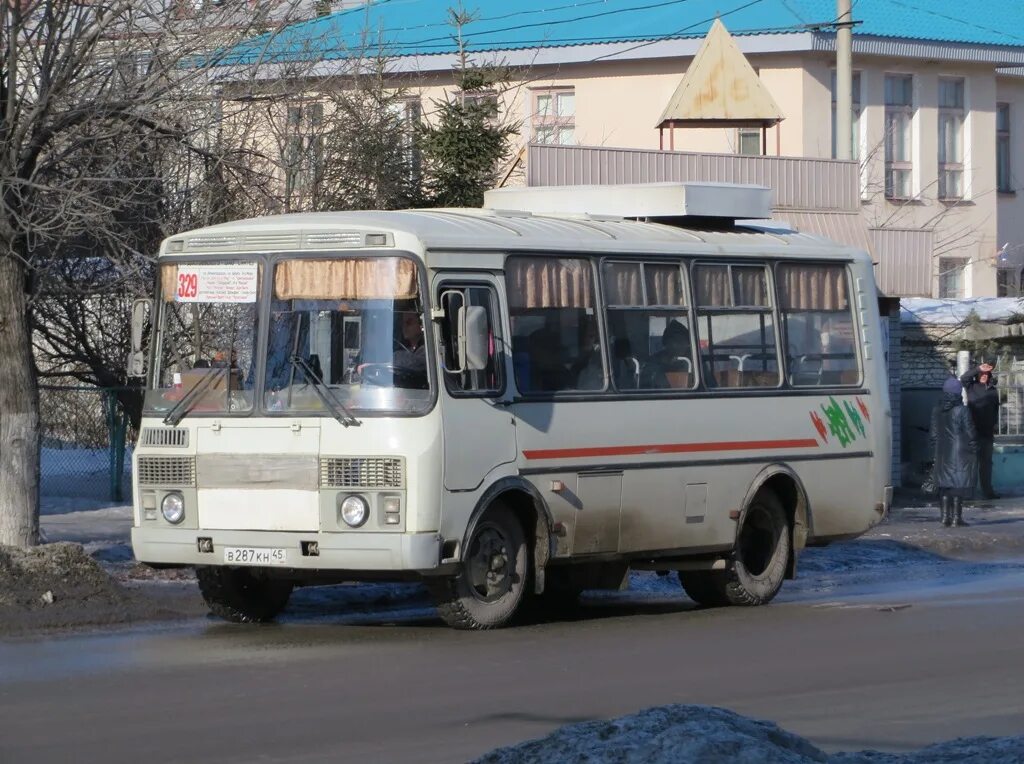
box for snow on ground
[900,297,1023,325]
[35,494,1024,628]
[471,704,1024,763]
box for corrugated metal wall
[526,144,860,212]
[870,228,934,297]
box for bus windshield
[145,261,260,416]
[264,256,432,416]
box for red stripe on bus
[522,439,820,460]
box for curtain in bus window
[732,266,769,306]
[273,257,417,300]
[604,262,643,306]
[507,257,594,309]
[695,264,730,306]
[778,264,859,387]
[645,264,686,306]
[778,264,848,310]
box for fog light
[339,495,369,528]
[161,492,185,524]
[382,496,401,525]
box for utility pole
[835,0,853,160]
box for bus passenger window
[778,264,860,387]
[694,264,780,389]
[506,256,605,394]
[603,261,694,392]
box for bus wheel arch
[431,480,553,629]
[742,466,812,580]
[679,469,803,608]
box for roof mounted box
[484,182,773,221]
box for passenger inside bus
[641,320,693,389]
[569,317,604,390]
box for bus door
[434,276,517,491]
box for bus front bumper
[131,527,445,573]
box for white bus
[129,183,892,629]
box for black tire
[196,566,294,624]
[428,504,529,630]
[678,488,791,607]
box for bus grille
[320,457,404,489]
[137,456,196,486]
[139,427,189,447]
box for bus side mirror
[458,305,488,372]
[127,298,152,378]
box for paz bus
[129,182,892,629]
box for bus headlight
[161,492,185,524]
[339,495,369,528]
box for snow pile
[0,542,135,635]
[472,704,1024,764]
[900,297,1023,326]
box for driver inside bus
[358,311,427,388]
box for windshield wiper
[289,355,361,428]
[163,367,228,426]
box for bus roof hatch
[484,182,772,225]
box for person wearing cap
[929,377,979,527]
[960,361,1001,499]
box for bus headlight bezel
[339,495,370,528]
[161,492,186,524]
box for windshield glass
[264,257,432,415]
[145,261,260,416]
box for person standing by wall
[960,361,1000,499]
[930,377,979,527]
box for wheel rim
[466,522,514,603]
[738,503,779,577]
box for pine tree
[416,7,519,208]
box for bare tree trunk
[0,253,40,547]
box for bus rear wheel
[196,566,294,623]
[678,488,790,607]
[428,504,528,630]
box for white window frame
[998,102,1013,194]
[938,257,968,298]
[830,69,863,161]
[937,78,965,201]
[736,127,763,156]
[531,87,575,146]
[884,74,914,201]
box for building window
[998,102,1013,193]
[390,98,422,182]
[830,70,862,160]
[938,257,968,298]
[938,78,965,200]
[736,127,762,156]
[532,88,575,145]
[884,74,914,199]
[284,102,324,210]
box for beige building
[240,1,1024,298]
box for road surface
[2,566,1023,764]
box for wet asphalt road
[2,571,1023,764]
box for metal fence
[40,386,135,502]
[997,358,1024,439]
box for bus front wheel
[428,504,528,630]
[196,566,294,623]
[679,488,790,607]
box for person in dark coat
[930,377,979,527]
[960,361,1000,499]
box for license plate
[223,546,288,566]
